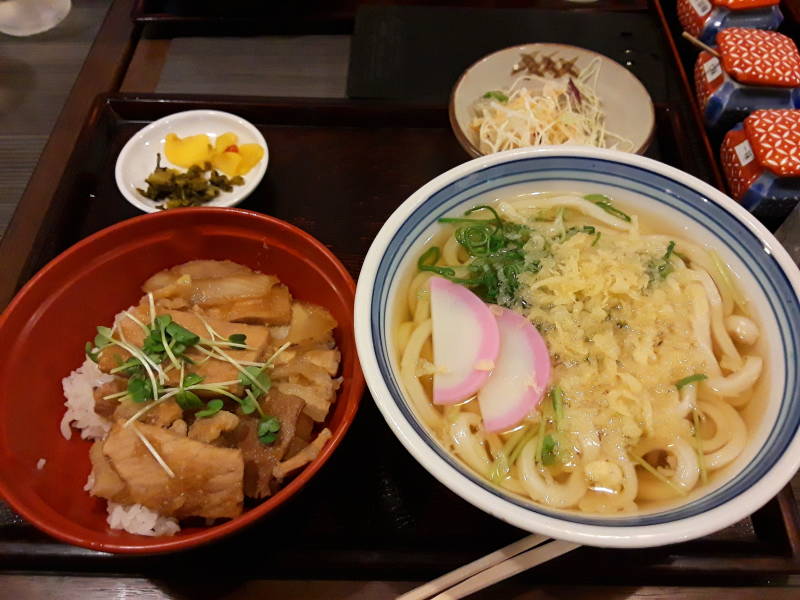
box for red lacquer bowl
[0,208,363,554]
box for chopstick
[681,32,721,58]
[431,539,580,599]
[397,535,579,600]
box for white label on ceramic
[690,0,712,16]
[735,140,755,166]
[703,57,723,82]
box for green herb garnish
[258,416,281,445]
[483,90,509,102]
[676,373,708,389]
[182,373,204,388]
[238,365,271,398]
[228,333,247,345]
[175,389,203,410]
[128,376,155,403]
[584,194,631,223]
[196,399,224,419]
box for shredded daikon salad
[470,58,634,154]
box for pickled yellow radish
[236,143,265,175]
[214,132,238,154]
[211,151,243,177]
[164,133,212,168]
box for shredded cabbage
[470,58,634,154]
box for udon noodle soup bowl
[354,146,800,548]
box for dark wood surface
[0,0,136,308]
[3,575,800,599]
[0,0,111,239]
[1,94,798,588]
[130,0,651,37]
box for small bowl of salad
[449,43,655,158]
[115,110,269,213]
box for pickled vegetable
[136,154,244,210]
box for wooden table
[2,0,800,597]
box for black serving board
[1,94,798,582]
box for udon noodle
[395,193,762,514]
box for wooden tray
[0,94,798,581]
[130,0,651,37]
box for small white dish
[450,43,655,158]
[115,110,269,213]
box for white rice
[36,458,46,470]
[62,357,181,536]
[60,357,114,440]
[106,502,180,537]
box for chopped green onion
[676,373,708,390]
[630,453,686,495]
[584,194,631,222]
[648,241,677,282]
[592,231,602,246]
[709,249,748,312]
[508,427,537,466]
[551,386,564,430]
[540,434,559,466]
[417,246,457,277]
[691,408,708,485]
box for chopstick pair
[397,534,580,600]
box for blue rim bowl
[354,146,800,548]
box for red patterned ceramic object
[718,28,800,87]
[721,128,762,201]
[721,109,800,226]
[713,0,778,8]
[744,109,800,176]
[677,0,782,45]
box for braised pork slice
[188,410,240,444]
[93,380,126,421]
[98,306,271,396]
[273,428,333,480]
[286,302,337,345]
[95,422,244,519]
[89,440,126,500]
[143,260,252,292]
[113,398,183,427]
[235,391,305,498]
[206,284,292,325]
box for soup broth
[392,192,766,515]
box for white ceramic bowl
[115,110,269,213]
[450,43,655,158]
[354,146,800,548]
